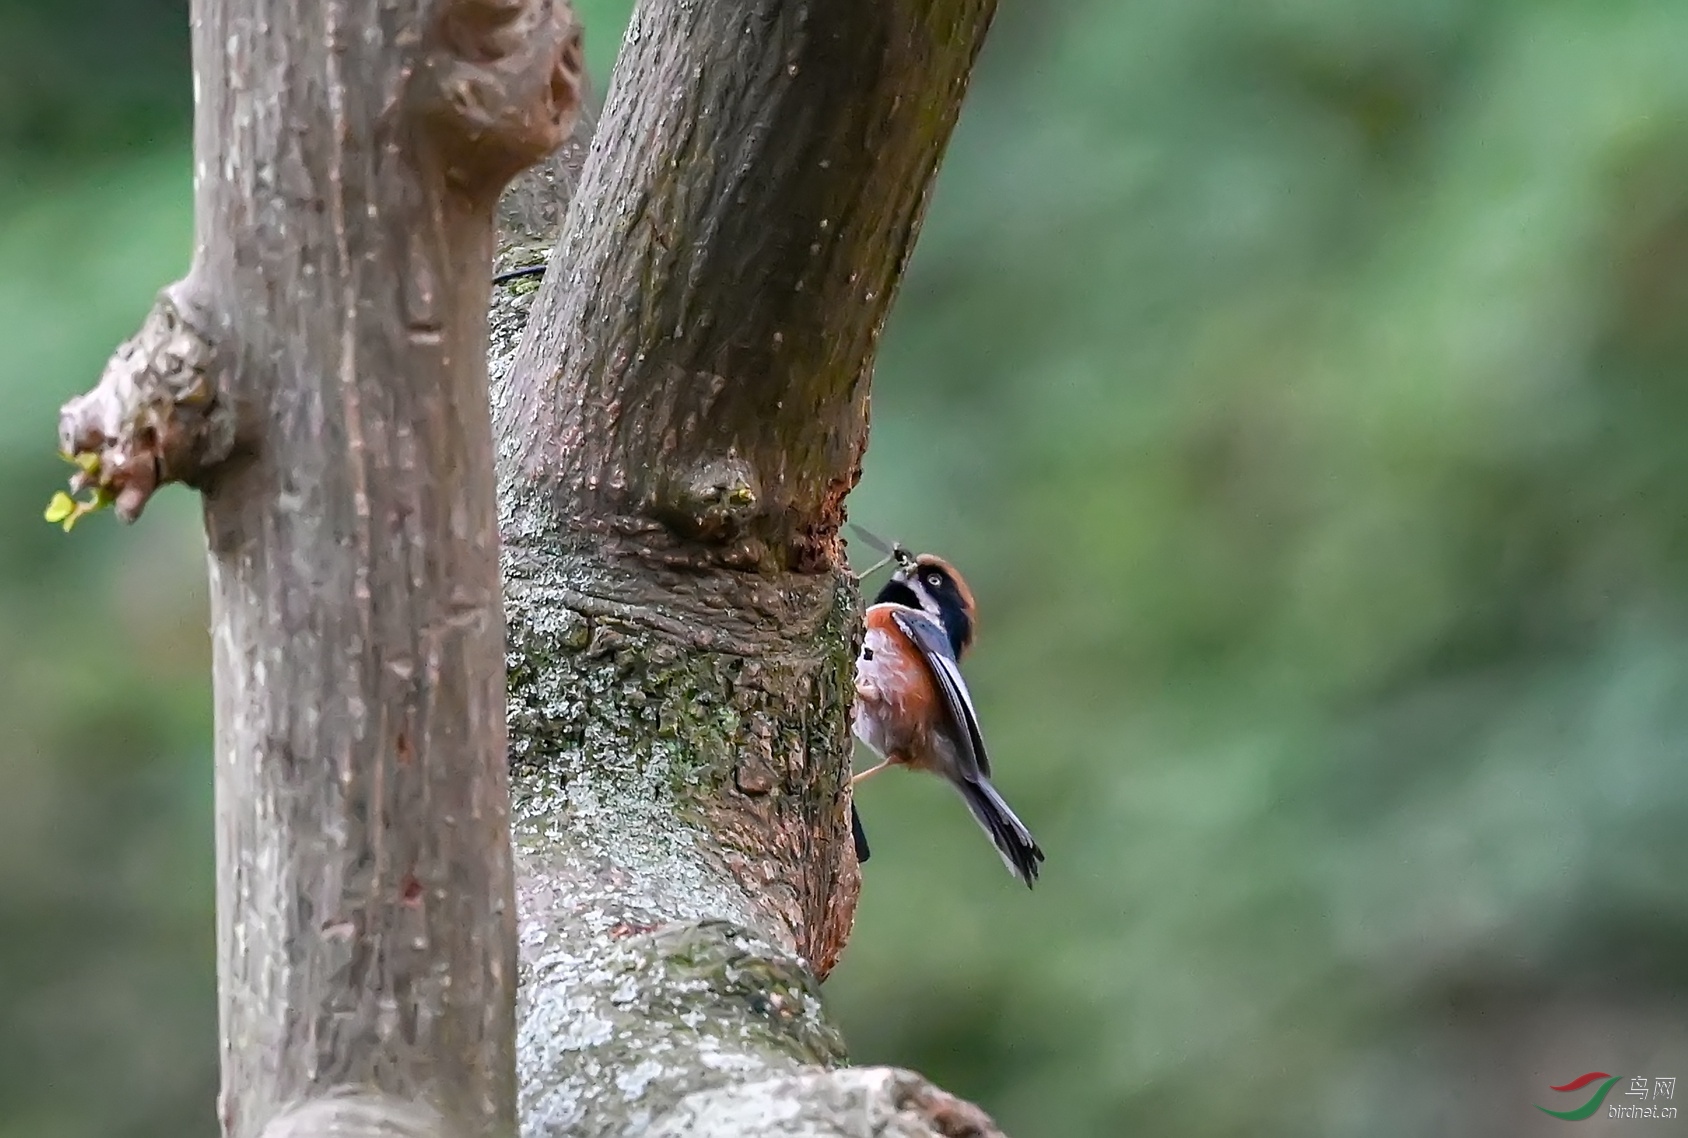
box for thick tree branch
[48,1,580,1136]
[490,1,1005,1134]
[497,0,997,573]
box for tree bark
[491,1,1005,1135]
[56,0,1012,1134]
[58,1,584,1136]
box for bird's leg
[851,756,896,785]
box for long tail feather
[958,778,1044,887]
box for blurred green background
[5,1,1688,1135]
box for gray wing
[888,608,992,780]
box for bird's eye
[926,573,943,588]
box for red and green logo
[1536,1072,1622,1120]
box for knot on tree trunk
[646,453,769,568]
[56,278,235,521]
[419,0,587,198]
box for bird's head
[877,553,977,657]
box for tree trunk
[491,1,1004,1135]
[57,0,1011,1135]
[57,1,585,1136]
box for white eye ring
[926,573,943,588]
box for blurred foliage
[4,1,1688,1137]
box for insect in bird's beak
[847,523,916,580]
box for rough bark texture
[490,1,1005,1134]
[55,0,1013,1134]
[54,2,584,1136]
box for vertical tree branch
[58,2,584,1136]
[490,1,1005,1133]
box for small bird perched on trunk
[847,534,1044,887]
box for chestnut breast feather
[854,605,940,768]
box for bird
[847,537,1044,887]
